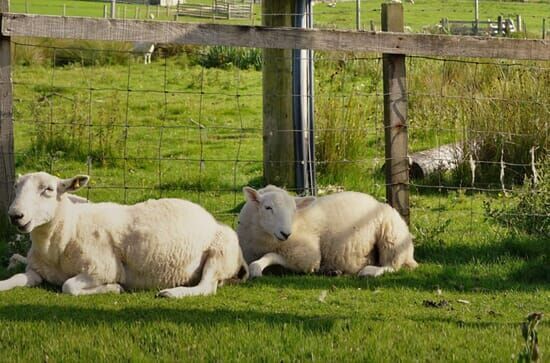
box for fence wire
[8,40,550,243]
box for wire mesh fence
[9,39,549,246]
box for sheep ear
[295,196,316,210]
[58,175,89,193]
[243,187,261,204]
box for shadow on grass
[246,234,549,292]
[0,304,336,332]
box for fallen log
[381,142,469,179]
[409,142,465,179]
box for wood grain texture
[382,3,409,224]
[1,13,549,60]
[0,0,14,213]
[262,1,295,188]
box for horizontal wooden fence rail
[1,13,549,60]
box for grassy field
[0,2,549,360]
[9,0,550,37]
[0,47,548,360]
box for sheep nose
[280,231,291,240]
[8,212,24,225]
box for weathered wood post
[355,0,361,30]
[497,16,503,36]
[110,0,116,19]
[262,1,295,188]
[0,0,15,220]
[382,3,409,224]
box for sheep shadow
[247,234,549,293]
[0,304,337,332]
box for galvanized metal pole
[293,0,315,195]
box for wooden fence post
[110,0,116,19]
[382,3,409,224]
[0,0,15,217]
[355,0,360,31]
[262,1,295,188]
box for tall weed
[192,46,262,70]
[484,157,549,237]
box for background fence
[0,1,548,260]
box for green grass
[9,0,550,37]
[2,54,548,360]
[0,231,548,361]
[1,9,549,360]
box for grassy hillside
[9,0,550,37]
[0,43,548,360]
[1,1,549,358]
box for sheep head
[242,186,315,241]
[8,172,89,233]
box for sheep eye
[265,206,272,211]
[46,187,54,192]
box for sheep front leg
[62,273,123,296]
[0,269,42,291]
[248,252,290,278]
[357,265,395,277]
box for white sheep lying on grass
[1,172,248,297]
[237,185,418,278]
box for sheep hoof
[321,269,343,277]
[249,262,263,278]
[358,266,394,278]
[156,289,176,298]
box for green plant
[192,46,262,70]
[12,38,134,67]
[26,90,123,166]
[518,312,543,363]
[484,158,549,236]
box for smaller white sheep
[1,172,248,297]
[133,42,155,65]
[237,185,418,278]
